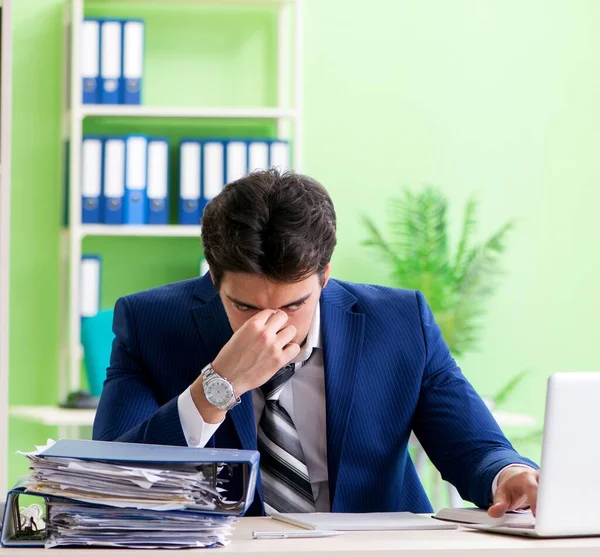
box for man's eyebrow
[226,293,312,310]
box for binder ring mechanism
[210,461,249,512]
[11,495,49,541]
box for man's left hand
[488,466,540,518]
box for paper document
[271,512,458,532]
[433,507,534,527]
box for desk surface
[2,517,600,556]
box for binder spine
[99,20,123,105]
[121,19,144,105]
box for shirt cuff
[491,464,536,497]
[177,386,224,447]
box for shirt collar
[293,301,322,364]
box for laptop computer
[465,372,600,538]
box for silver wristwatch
[201,363,241,411]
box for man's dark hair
[201,169,337,289]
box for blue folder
[102,137,125,224]
[178,140,201,225]
[82,19,100,104]
[269,139,291,172]
[99,19,123,104]
[81,136,103,224]
[121,19,144,105]
[42,439,259,472]
[147,138,169,225]
[80,254,102,319]
[201,139,225,213]
[225,139,248,184]
[124,135,148,224]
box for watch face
[205,378,233,407]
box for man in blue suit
[94,170,539,517]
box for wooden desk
[1,517,600,556]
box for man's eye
[286,302,306,312]
[234,303,251,312]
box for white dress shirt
[178,302,526,511]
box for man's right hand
[189,309,300,422]
[210,309,300,395]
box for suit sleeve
[92,296,187,446]
[411,291,538,508]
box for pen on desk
[252,530,344,539]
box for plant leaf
[453,195,478,280]
[493,370,529,407]
[362,187,514,357]
[362,216,403,268]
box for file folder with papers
[80,255,101,318]
[81,136,103,224]
[81,19,100,104]
[1,439,260,548]
[147,138,169,225]
[179,140,201,225]
[121,19,144,105]
[124,135,148,224]
[102,137,125,224]
[99,20,123,105]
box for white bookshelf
[98,0,296,4]
[10,407,95,428]
[0,0,14,496]
[78,106,298,120]
[50,0,304,432]
[79,224,202,238]
[10,406,95,442]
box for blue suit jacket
[93,274,536,515]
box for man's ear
[321,262,331,289]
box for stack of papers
[23,453,224,512]
[15,440,252,549]
[45,502,235,549]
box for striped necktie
[257,361,316,514]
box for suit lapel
[320,281,365,511]
[191,276,257,452]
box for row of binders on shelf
[179,138,289,225]
[82,135,168,225]
[81,136,290,226]
[82,18,144,105]
[79,256,209,318]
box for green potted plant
[363,187,526,404]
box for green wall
[7,0,600,499]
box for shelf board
[77,106,296,120]
[79,225,202,238]
[10,406,95,427]
[88,0,295,4]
